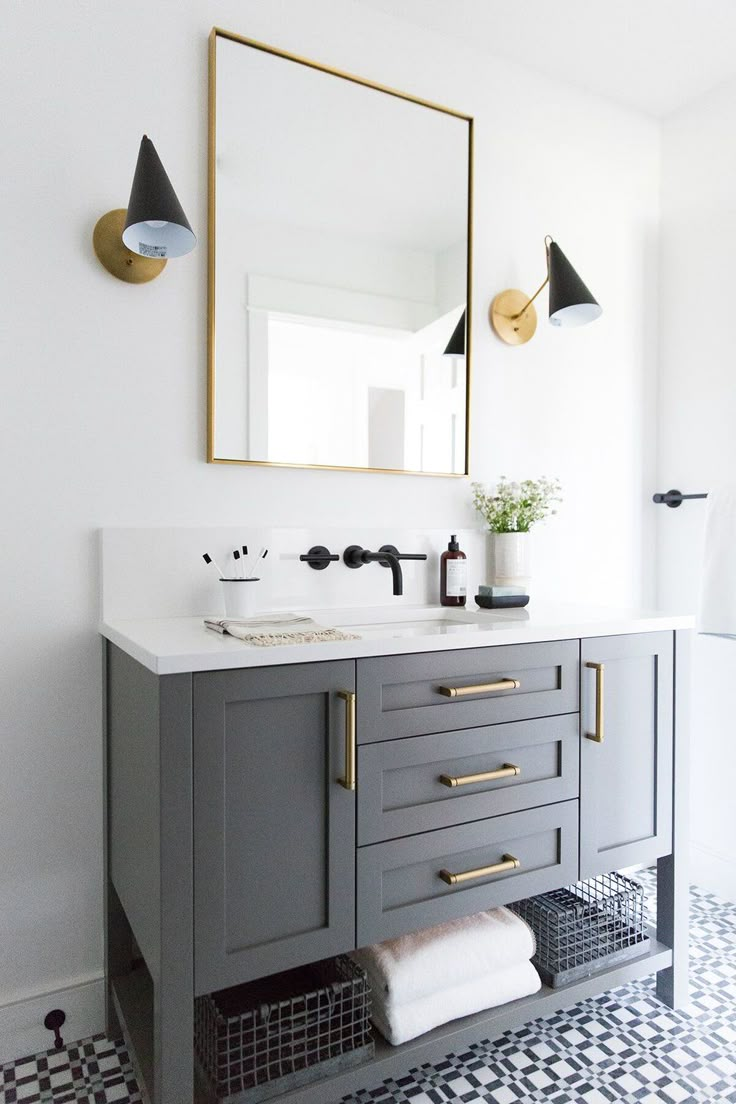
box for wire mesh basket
[194,955,373,1103]
[509,872,650,988]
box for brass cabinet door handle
[439,853,521,886]
[585,662,605,743]
[437,678,520,698]
[337,690,356,790]
[439,763,521,788]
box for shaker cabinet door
[193,660,356,994]
[580,633,673,878]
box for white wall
[658,78,736,903]
[1,0,660,1056]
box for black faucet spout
[342,543,427,597]
[363,550,403,595]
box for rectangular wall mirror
[208,28,473,475]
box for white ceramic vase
[489,531,531,586]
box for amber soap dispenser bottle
[440,534,467,607]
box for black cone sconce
[93,136,196,284]
[443,310,466,355]
[490,237,601,345]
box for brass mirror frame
[207,27,474,477]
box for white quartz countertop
[99,603,694,675]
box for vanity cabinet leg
[155,674,195,1104]
[656,629,691,1010]
[656,853,688,1008]
[104,639,130,1039]
[152,961,194,1104]
[106,649,195,1101]
[104,878,130,1039]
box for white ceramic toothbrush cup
[221,579,260,619]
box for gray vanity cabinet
[580,632,674,878]
[104,626,689,1104]
[192,660,356,994]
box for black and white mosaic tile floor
[2,884,734,1104]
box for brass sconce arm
[510,273,549,321]
[509,236,553,321]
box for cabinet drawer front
[358,715,579,844]
[357,641,578,743]
[357,801,578,946]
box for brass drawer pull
[337,690,356,790]
[439,853,521,886]
[439,763,521,788]
[585,662,605,743]
[437,678,520,698]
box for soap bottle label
[445,559,467,597]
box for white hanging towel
[699,485,736,638]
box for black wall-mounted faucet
[343,544,427,596]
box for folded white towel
[205,614,315,633]
[699,485,736,638]
[351,907,535,1008]
[370,961,541,1046]
[204,616,359,646]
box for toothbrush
[242,545,260,578]
[232,549,244,578]
[202,552,228,579]
[246,547,268,579]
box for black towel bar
[653,489,708,508]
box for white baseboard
[690,841,736,905]
[0,973,105,1066]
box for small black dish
[475,594,530,609]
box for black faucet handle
[379,544,428,562]
[300,545,340,571]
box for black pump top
[448,534,459,551]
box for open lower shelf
[115,935,672,1104]
[269,936,673,1104]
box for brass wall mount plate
[489,288,537,345]
[93,208,167,284]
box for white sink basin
[304,604,522,640]
[327,605,480,626]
